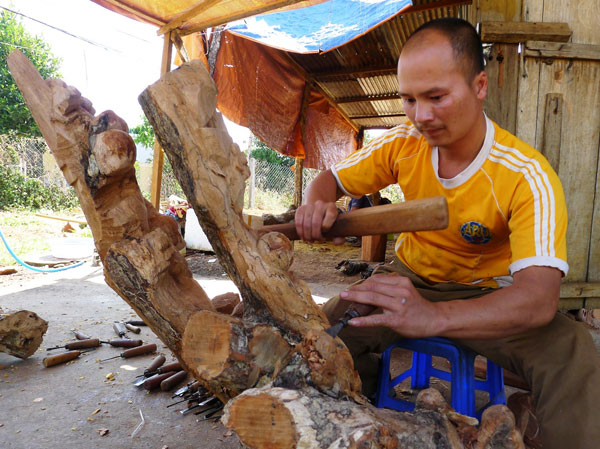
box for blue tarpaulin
[228,0,412,54]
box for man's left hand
[340,273,441,338]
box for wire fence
[0,134,68,188]
[1,134,403,214]
[243,158,403,213]
[245,159,320,213]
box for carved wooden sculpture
[8,50,524,449]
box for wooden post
[361,192,387,262]
[249,157,256,209]
[150,31,173,209]
[293,157,304,207]
[207,25,225,77]
[294,83,312,207]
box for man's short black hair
[405,18,485,81]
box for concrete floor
[2,261,599,449]
[0,262,348,449]
[0,265,253,449]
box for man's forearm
[346,266,561,340]
[303,169,344,204]
[433,268,560,339]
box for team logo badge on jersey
[460,221,492,244]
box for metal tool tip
[325,322,343,338]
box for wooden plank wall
[473,0,600,307]
[519,0,600,289]
[474,0,522,135]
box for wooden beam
[558,282,600,310]
[310,66,397,82]
[150,31,173,209]
[560,282,600,299]
[99,0,165,26]
[481,22,571,43]
[525,41,600,61]
[283,54,360,133]
[336,93,401,104]
[350,113,406,120]
[179,0,316,36]
[559,281,600,311]
[157,0,221,36]
[172,32,190,63]
[402,0,471,15]
[362,125,398,130]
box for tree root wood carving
[8,50,524,449]
[0,310,48,359]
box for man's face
[397,32,486,149]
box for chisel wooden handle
[126,320,147,326]
[122,343,157,358]
[158,362,182,373]
[46,339,100,351]
[103,339,143,348]
[145,355,166,374]
[261,196,449,240]
[66,338,100,350]
[143,371,176,390]
[125,323,141,334]
[160,370,188,391]
[43,350,82,367]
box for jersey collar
[431,115,494,189]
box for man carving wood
[295,18,600,449]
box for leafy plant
[249,136,295,167]
[130,116,185,199]
[0,164,78,210]
[130,115,155,149]
[0,10,62,137]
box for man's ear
[473,70,488,100]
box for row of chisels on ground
[137,356,224,422]
[42,320,154,367]
[42,320,222,421]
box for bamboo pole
[150,31,173,209]
[157,0,221,36]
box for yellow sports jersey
[332,117,568,288]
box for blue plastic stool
[375,337,506,419]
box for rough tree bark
[0,310,48,359]
[8,50,524,449]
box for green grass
[0,209,90,266]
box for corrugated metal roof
[93,0,471,131]
[287,0,470,129]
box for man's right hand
[295,200,344,243]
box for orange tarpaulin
[91,0,358,169]
[90,0,327,35]
[214,31,356,169]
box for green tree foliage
[0,164,78,210]
[130,115,155,149]
[249,136,294,167]
[130,115,184,198]
[0,10,62,136]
